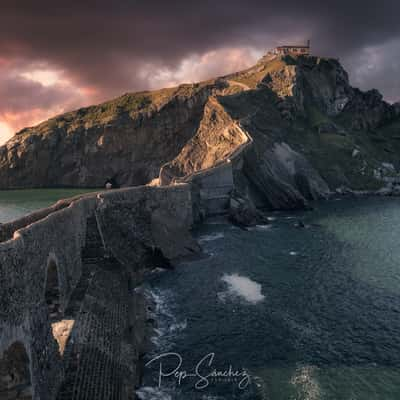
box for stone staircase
[56,215,137,400]
[63,216,101,318]
[81,216,105,263]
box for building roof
[276,45,309,49]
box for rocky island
[1,51,400,399]
[1,53,400,206]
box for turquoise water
[140,197,400,400]
[0,189,98,223]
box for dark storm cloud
[1,0,400,101]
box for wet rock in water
[150,247,173,270]
[377,184,400,196]
[228,193,268,228]
[294,220,306,228]
[151,208,202,262]
[393,186,400,196]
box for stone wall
[189,162,235,219]
[98,184,193,229]
[0,194,97,399]
[0,192,101,243]
[97,184,196,269]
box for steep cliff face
[0,81,226,188]
[1,53,400,209]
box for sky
[1,0,400,145]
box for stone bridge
[0,185,194,400]
[0,114,253,399]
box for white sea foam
[247,224,273,232]
[136,386,172,400]
[145,288,187,352]
[198,232,225,243]
[290,365,321,400]
[146,290,174,318]
[150,267,168,274]
[219,273,265,304]
[256,224,273,230]
[169,319,187,332]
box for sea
[0,188,98,223]
[138,196,400,400]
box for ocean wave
[218,273,265,304]
[198,232,225,243]
[256,224,273,230]
[136,386,173,400]
[247,224,273,232]
[149,267,168,274]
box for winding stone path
[227,79,251,91]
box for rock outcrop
[228,192,268,227]
[159,96,248,184]
[239,142,330,209]
[1,53,400,210]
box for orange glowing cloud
[0,63,92,145]
[0,121,13,145]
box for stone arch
[44,253,62,322]
[0,341,32,399]
[103,176,119,189]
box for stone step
[82,248,104,257]
[82,252,104,260]
[85,238,101,244]
[64,268,94,317]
